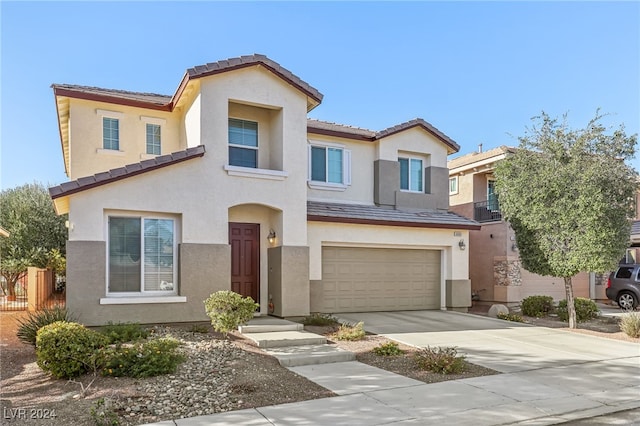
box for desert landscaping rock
[487,304,509,318]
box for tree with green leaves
[0,183,68,298]
[495,111,638,328]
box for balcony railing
[474,200,502,223]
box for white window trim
[449,176,459,195]
[228,117,259,167]
[144,122,162,156]
[96,109,124,119]
[223,164,288,181]
[105,212,179,298]
[399,156,424,193]
[140,115,166,125]
[97,148,125,156]
[100,296,186,305]
[307,142,352,188]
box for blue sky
[1,1,638,189]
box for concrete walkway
[144,310,639,426]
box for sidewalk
[144,310,639,426]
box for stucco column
[268,246,310,317]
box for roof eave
[52,86,172,111]
[307,126,375,142]
[376,121,460,154]
[307,215,481,231]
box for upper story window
[399,157,423,192]
[229,118,258,168]
[146,124,161,155]
[103,117,120,150]
[308,144,352,189]
[108,215,177,296]
[449,176,459,195]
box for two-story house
[448,146,598,305]
[49,54,479,326]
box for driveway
[336,310,640,373]
[145,310,639,426]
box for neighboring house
[49,54,479,326]
[448,146,595,304]
[626,187,640,262]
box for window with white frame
[399,157,423,192]
[146,124,161,155]
[449,176,459,195]
[103,117,120,150]
[308,144,351,186]
[108,216,176,295]
[228,118,258,168]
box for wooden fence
[0,268,65,311]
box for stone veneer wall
[493,256,522,287]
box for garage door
[320,247,441,313]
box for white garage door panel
[320,247,441,313]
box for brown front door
[229,223,260,303]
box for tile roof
[307,118,460,153]
[448,145,515,170]
[307,201,480,230]
[307,119,377,140]
[186,54,323,104]
[376,119,460,153]
[52,84,173,109]
[53,54,323,111]
[49,146,205,199]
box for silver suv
[606,264,640,310]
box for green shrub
[496,312,525,322]
[521,295,555,317]
[557,298,599,323]
[372,341,404,356]
[99,322,148,344]
[302,313,339,326]
[619,311,640,338]
[102,337,184,378]
[414,346,466,374]
[36,321,108,379]
[204,291,259,335]
[333,321,366,341]
[16,306,76,346]
[90,397,120,426]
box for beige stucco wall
[67,99,183,180]
[377,127,449,168]
[63,66,314,322]
[184,92,201,148]
[449,173,474,206]
[306,135,375,204]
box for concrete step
[265,344,356,367]
[242,330,327,348]
[239,317,303,334]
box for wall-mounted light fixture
[267,229,276,245]
[458,239,466,250]
[511,243,518,251]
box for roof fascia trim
[307,215,481,230]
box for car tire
[616,292,638,310]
